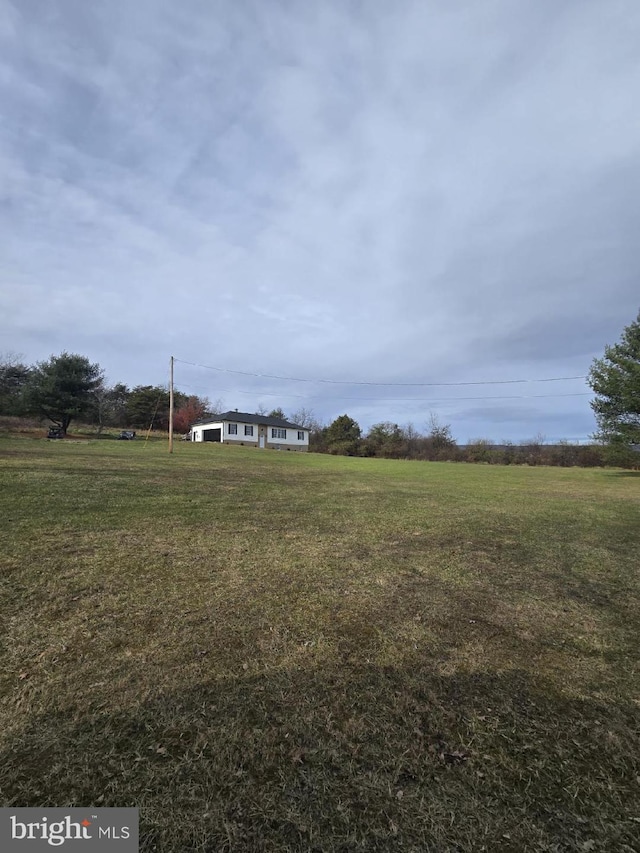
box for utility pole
[169,355,174,454]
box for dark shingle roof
[192,411,305,430]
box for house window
[244,425,254,436]
[228,423,238,435]
[298,431,305,440]
[271,428,286,439]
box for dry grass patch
[1,439,639,851]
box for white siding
[191,421,223,442]
[225,422,258,443]
[268,427,308,446]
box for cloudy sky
[1,0,639,441]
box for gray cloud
[1,0,639,440]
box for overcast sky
[1,0,639,441]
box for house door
[259,435,265,449]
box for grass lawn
[0,437,638,852]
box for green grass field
[0,438,638,852]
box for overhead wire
[176,380,590,404]
[173,357,586,388]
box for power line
[174,357,586,388]
[176,381,590,404]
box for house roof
[192,411,305,430]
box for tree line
[311,309,640,468]
[0,352,213,435]
[2,309,638,464]
[306,414,629,467]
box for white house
[190,411,309,452]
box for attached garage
[202,428,221,442]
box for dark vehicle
[118,430,137,440]
[47,427,64,439]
